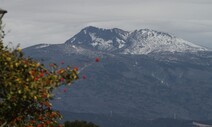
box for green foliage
[64,120,99,127]
[0,39,78,126]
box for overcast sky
[0,0,212,48]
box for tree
[64,120,99,127]
[0,22,79,126]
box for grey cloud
[0,0,212,48]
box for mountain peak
[80,26,126,34]
[65,26,129,51]
[82,26,101,32]
[65,26,207,54]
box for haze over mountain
[23,26,212,127]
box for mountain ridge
[64,26,207,54]
[22,26,212,126]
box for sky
[0,0,212,48]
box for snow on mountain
[23,26,212,122]
[123,29,207,54]
[65,26,129,52]
[65,26,207,55]
[34,44,50,49]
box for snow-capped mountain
[65,26,207,54]
[23,26,212,126]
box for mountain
[65,26,207,54]
[23,26,212,127]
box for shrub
[0,36,78,126]
[64,120,99,127]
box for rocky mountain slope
[23,26,212,127]
[65,26,207,54]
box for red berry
[82,75,86,79]
[50,63,54,67]
[60,78,65,82]
[95,57,100,62]
[40,73,44,77]
[34,77,39,81]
